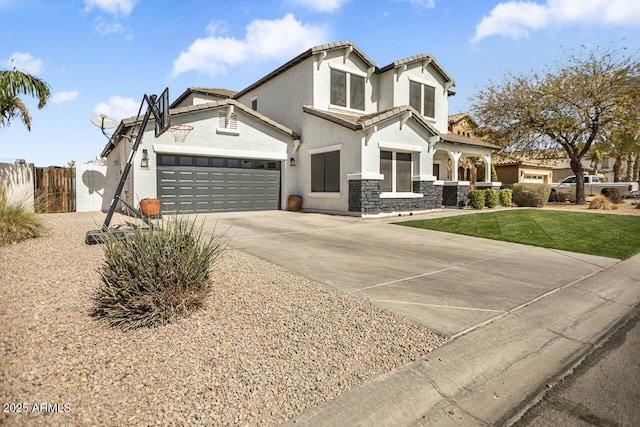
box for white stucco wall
[361,118,437,181]
[296,113,362,213]
[0,162,34,210]
[314,50,378,115]
[384,63,450,133]
[116,106,293,210]
[236,60,313,134]
[104,139,129,211]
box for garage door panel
[158,162,280,213]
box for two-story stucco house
[101,41,499,216]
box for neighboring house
[493,161,554,185]
[101,41,500,217]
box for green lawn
[398,209,640,260]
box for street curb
[283,252,640,427]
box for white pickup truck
[551,175,639,197]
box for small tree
[472,46,638,204]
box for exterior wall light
[141,149,149,168]
[290,157,296,167]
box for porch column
[448,150,462,181]
[483,154,492,182]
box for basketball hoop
[168,124,193,143]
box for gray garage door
[157,154,281,213]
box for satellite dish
[90,114,118,130]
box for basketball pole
[101,93,163,231]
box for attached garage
[157,154,281,213]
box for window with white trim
[409,81,435,118]
[380,151,412,193]
[330,69,365,111]
[311,150,340,192]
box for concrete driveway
[200,210,617,337]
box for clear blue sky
[1,0,638,167]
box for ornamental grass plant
[0,189,47,246]
[92,216,227,330]
[588,194,618,210]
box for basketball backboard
[154,87,170,137]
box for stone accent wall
[443,183,469,207]
[349,179,382,213]
[349,180,443,214]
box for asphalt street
[515,306,640,427]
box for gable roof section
[100,99,298,158]
[303,105,498,150]
[234,41,376,100]
[303,105,439,136]
[170,87,237,109]
[234,40,455,99]
[379,53,455,86]
[439,132,500,150]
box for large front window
[380,151,412,193]
[331,69,365,111]
[409,81,435,118]
[311,150,340,192]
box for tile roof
[302,105,440,136]
[379,53,455,85]
[234,40,455,99]
[100,99,298,157]
[438,132,501,150]
[170,87,237,109]
[448,112,470,124]
[234,41,376,99]
[303,106,500,151]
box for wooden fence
[35,167,75,213]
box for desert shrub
[468,190,485,209]
[551,187,576,203]
[601,188,623,204]
[512,183,551,208]
[499,188,512,207]
[588,195,618,210]
[92,217,227,330]
[484,189,499,208]
[0,199,46,246]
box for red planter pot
[140,198,161,216]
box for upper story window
[251,96,258,111]
[409,80,435,118]
[330,69,365,111]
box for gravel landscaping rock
[1,212,447,426]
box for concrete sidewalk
[197,209,639,425]
[283,252,640,426]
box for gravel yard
[1,212,446,426]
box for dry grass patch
[588,195,618,211]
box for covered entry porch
[432,133,501,206]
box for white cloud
[473,0,640,43]
[172,14,328,77]
[398,0,436,9]
[4,52,43,74]
[288,0,349,12]
[93,17,133,40]
[83,0,136,17]
[51,91,78,104]
[93,96,139,120]
[94,18,124,35]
